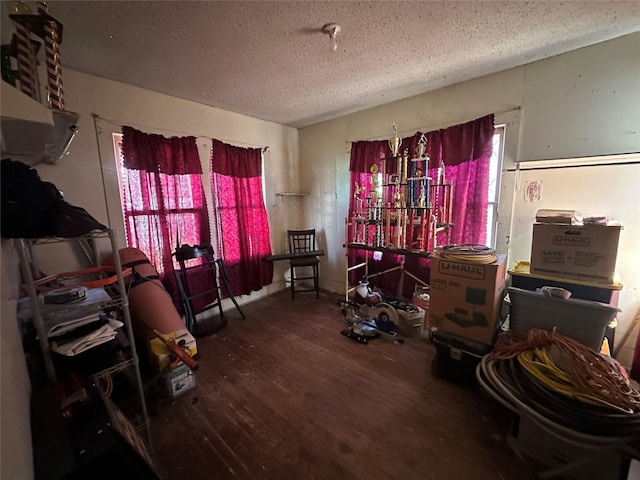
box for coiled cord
[477,355,640,445]
[437,244,498,264]
[492,329,640,413]
[96,373,113,397]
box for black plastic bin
[430,330,492,382]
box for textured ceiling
[3,1,640,128]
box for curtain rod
[506,159,640,172]
[346,106,522,143]
[92,113,269,151]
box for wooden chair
[287,229,320,301]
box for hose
[476,355,640,447]
[492,329,640,413]
[436,244,498,264]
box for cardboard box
[530,223,622,282]
[429,254,507,346]
[396,306,425,338]
[149,328,197,371]
[535,209,581,224]
[160,362,196,398]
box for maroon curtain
[347,114,494,299]
[122,126,203,175]
[120,126,210,310]
[210,139,273,295]
[425,114,494,245]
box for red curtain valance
[349,114,494,173]
[121,126,202,175]
[211,139,262,178]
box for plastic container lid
[507,287,619,350]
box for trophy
[389,123,402,157]
[369,163,381,205]
[415,133,428,158]
[353,182,365,217]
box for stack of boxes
[429,254,507,378]
[428,210,623,378]
[509,210,623,351]
[149,328,198,399]
[508,211,626,479]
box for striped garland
[43,18,64,110]
[38,2,64,110]
[14,21,37,100]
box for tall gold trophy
[389,123,402,157]
[415,133,428,158]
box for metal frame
[16,228,150,444]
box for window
[486,125,505,248]
[112,133,209,276]
[113,132,273,299]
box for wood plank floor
[149,289,538,480]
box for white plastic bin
[507,287,618,350]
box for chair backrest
[173,244,215,270]
[288,229,316,254]
[172,244,219,315]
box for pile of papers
[51,319,123,356]
[42,298,124,357]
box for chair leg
[215,284,225,320]
[183,300,195,333]
[227,292,246,319]
[290,265,295,301]
[216,259,246,319]
[314,265,319,298]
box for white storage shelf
[16,228,150,441]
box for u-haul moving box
[429,254,507,346]
[530,223,622,282]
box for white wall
[1,239,33,480]
[299,33,640,363]
[506,155,640,367]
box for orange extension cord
[492,329,640,413]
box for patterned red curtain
[210,139,273,295]
[427,114,494,245]
[347,114,494,299]
[120,126,210,310]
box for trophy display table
[345,243,430,301]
